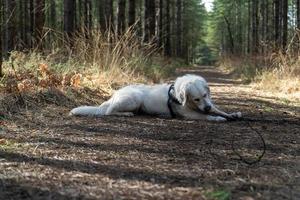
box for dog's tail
[69,101,110,116]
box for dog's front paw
[207,116,227,122]
[229,112,242,119]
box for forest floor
[0,66,299,200]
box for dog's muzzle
[204,105,211,114]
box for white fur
[70,74,242,121]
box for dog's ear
[179,83,191,106]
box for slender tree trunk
[236,0,243,54]
[171,0,176,56]
[128,0,136,28]
[252,0,259,54]
[158,0,163,48]
[64,0,75,40]
[6,0,16,52]
[297,0,300,29]
[87,0,92,30]
[274,0,280,48]
[105,0,114,30]
[165,0,171,56]
[30,0,34,47]
[144,0,156,42]
[260,0,266,54]
[88,0,93,30]
[19,1,24,48]
[0,2,2,77]
[99,0,106,32]
[176,0,182,57]
[282,0,288,50]
[247,0,251,54]
[23,1,29,48]
[49,0,56,43]
[265,0,270,43]
[224,15,234,54]
[35,0,45,48]
[117,0,126,34]
[84,0,88,29]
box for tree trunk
[64,0,75,39]
[158,0,163,48]
[19,1,24,48]
[144,0,156,42]
[99,0,106,32]
[30,0,34,47]
[252,0,258,54]
[49,0,56,43]
[23,1,29,48]
[87,0,92,30]
[5,0,16,52]
[282,0,288,50]
[35,0,45,48]
[105,0,114,30]
[84,0,88,29]
[165,0,171,56]
[117,0,126,34]
[297,0,300,29]
[274,0,280,48]
[176,0,182,57]
[224,15,234,54]
[128,0,136,28]
[0,2,2,77]
[247,0,251,54]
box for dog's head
[174,75,212,114]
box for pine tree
[118,0,126,34]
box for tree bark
[247,0,250,54]
[105,0,114,30]
[35,0,45,47]
[274,0,280,48]
[252,0,259,54]
[87,0,92,30]
[5,0,16,52]
[144,0,156,42]
[64,0,75,38]
[0,2,2,77]
[164,0,171,56]
[29,0,34,47]
[23,1,30,47]
[224,15,234,54]
[158,0,163,48]
[99,0,106,32]
[176,0,182,57]
[297,0,300,29]
[281,0,288,51]
[128,0,136,28]
[117,0,126,34]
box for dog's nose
[204,105,211,113]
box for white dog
[70,74,242,121]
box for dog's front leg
[179,109,226,121]
[182,112,227,122]
[210,105,242,120]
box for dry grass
[0,28,182,96]
[256,52,300,99]
[219,52,300,101]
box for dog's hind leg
[105,96,141,117]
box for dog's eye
[203,94,207,98]
[194,98,200,102]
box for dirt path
[1,66,299,200]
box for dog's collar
[168,84,182,118]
